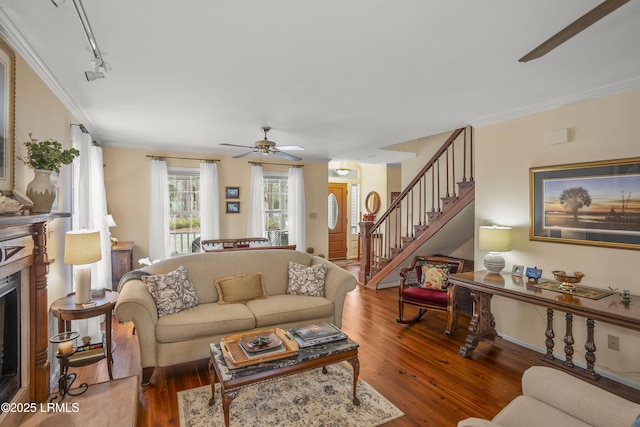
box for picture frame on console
[511,265,524,276]
[0,37,16,194]
[530,157,640,250]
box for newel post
[358,221,374,284]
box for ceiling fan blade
[232,150,257,158]
[220,143,255,149]
[519,0,631,62]
[273,150,302,161]
[276,145,305,151]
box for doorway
[328,183,347,260]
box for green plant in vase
[19,133,80,213]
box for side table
[111,241,134,290]
[50,290,119,380]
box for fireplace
[0,272,20,404]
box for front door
[328,183,347,260]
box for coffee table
[208,336,360,427]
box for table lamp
[478,225,512,273]
[65,229,102,305]
[106,214,118,246]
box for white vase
[26,169,57,213]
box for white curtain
[71,125,112,291]
[199,161,220,242]
[288,166,306,251]
[247,164,264,237]
[149,158,170,260]
[70,125,112,341]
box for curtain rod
[70,124,89,133]
[248,161,304,168]
[146,155,220,162]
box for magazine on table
[289,323,348,348]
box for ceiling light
[336,168,350,176]
[85,70,104,81]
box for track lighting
[85,70,104,81]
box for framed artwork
[511,265,524,276]
[0,38,16,194]
[225,186,239,199]
[530,158,640,250]
[391,191,400,203]
[226,201,240,213]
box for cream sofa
[458,366,640,427]
[114,249,357,385]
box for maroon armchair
[396,255,465,334]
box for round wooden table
[50,289,119,380]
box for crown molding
[0,7,99,141]
[470,76,640,128]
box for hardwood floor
[72,267,538,426]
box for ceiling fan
[519,0,630,62]
[220,127,305,161]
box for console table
[449,270,640,380]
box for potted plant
[20,133,80,213]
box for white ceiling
[1,1,639,164]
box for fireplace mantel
[0,213,70,403]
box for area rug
[332,259,360,267]
[177,362,404,427]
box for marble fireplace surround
[0,213,67,407]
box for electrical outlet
[608,334,619,351]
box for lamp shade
[64,229,102,265]
[106,214,117,228]
[478,226,512,252]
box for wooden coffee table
[208,336,360,427]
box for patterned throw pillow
[287,261,327,297]
[419,263,451,291]
[142,265,199,317]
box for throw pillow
[215,272,268,304]
[419,263,451,291]
[287,261,327,297]
[142,265,199,317]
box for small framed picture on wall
[226,187,240,199]
[226,201,240,213]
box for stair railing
[359,126,474,283]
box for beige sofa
[458,366,640,427]
[114,249,357,385]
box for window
[168,168,200,255]
[350,183,360,234]
[264,173,289,245]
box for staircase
[359,127,475,288]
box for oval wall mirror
[365,191,381,214]
[328,193,339,230]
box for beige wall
[13,52,76,305]
[475,89,640,385]
[102,146,329,262]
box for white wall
[475,88,640,384]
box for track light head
[85,71,104,81]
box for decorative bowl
[552,270,585,291]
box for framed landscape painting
[530,157,640,250]
[0,37,15,194]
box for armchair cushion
[419,263,451,290]
[403,286,449,306]
[142,265,199,317]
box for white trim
[0,7,100,142]
[471,76,640,128]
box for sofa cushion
[419,263,451,290]
[142,265,199,317]
[215,272,268,304]
[156,302,256,343]
[286,261,327,297]
[492,395,591,427]
[247,294,334,327]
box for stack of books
[289,323,348,348]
